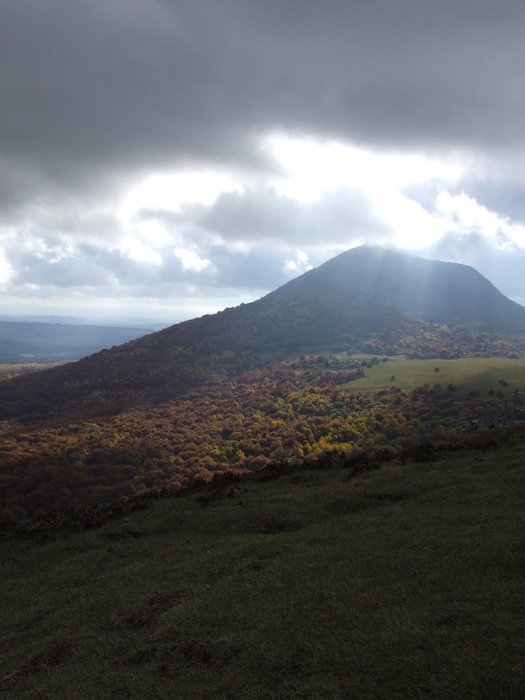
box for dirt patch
[0,638,74,691]
[230,518,302,535]
[109,590,191,629]
[327,491,411,515]
[431,610,469,627]
[158,638,241,677]
[2,608,50,635]
[0,556,16,567]
[112,634,241,676]
[100,529,146,542]
[238,561,264,574]
[196,485,248,507]
[10,499,152,542]
[116,646,157,666]
[289,474,313,485]
[368,491,411,502]
[182,642,215,665]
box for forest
[1,353,520,521]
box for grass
[1,432,525,698]
[348,356,525,394]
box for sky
[1,0,525,324]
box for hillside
[1,429,524,698]
[1,351,524,520]
[0,247,525,520]
[0,246,524,421]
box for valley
[0,320,152,363]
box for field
[1,428,524,699]
[348,356,525,394]
[0,363,58,382]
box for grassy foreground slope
[1,430,525,699]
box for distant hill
[0,246,524,420]
[0,321,152,361]
[277,246,525,330]
[190,245,525,352]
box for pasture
[349,356,525,394]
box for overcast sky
[1,0,525,324]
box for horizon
[1,244,524,327]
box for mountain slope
[2,429,525,697]
[0,247,524,420]
[146,246,525,362]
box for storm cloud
[1,0,524,320]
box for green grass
[1,433,525,698]
[349,356,525,394]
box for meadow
[1,427,524,698]
[348,356,525,394]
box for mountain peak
[0,246,523,420]
[273,245,523,330]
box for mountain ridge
[0,246,523,420]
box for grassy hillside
[1,429,524,699]
[350,356,525,394]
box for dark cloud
[407,178,525,225]
[189,186,388,245]
[1,1,525,316]
[2,0,524,199]
[206,244,300,291]
[462,182,525,223]
[0,0,270,200]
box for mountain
[276,246,525,330]
[0,321,152,361]
[2,247,525,521]
[0,246,524,420]
[192,245,525,352]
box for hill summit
[0,246,524,420]
[216,245,525,352]
[277,246,525,329]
